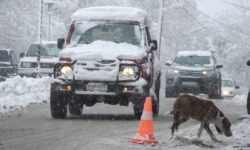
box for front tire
[208,82,221,99]
[247,91,250,114]
[69,96,83,116]
[50,90,67,119]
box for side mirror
[165,61,172,66]
[235,85,240,89]
[57,38,65,49]
[19,52,25,58]
[247,60,250,66]
[149,40,157,51]
[216,65,223,68]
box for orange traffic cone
[129,97,158,145]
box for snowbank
[0,76,52,113]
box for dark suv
[165,51,223,98]
[50,6,161,119]
[0,49,18,81]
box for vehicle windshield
[0,50,9,62]
[222,80,234,87]
[71,21,142,45]
[174,55,211,66]
[26,43,60,57]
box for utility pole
[37,0,44,77]
[44,0,55,41]
[157,0,164,57]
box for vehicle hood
[172,64,213,71]
[20,56,58,63]
[59,41,147,61]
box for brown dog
[170,94,232,142]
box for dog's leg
[171,116,189,138]
[204,123,219,142]
[198,121,205,138]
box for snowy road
[0,96,247,150]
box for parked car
[165,51,223,98]
[18,41,60,77]
[50,6,161,119]
[221,78,239,97]
[246,60,250,114]
[0,49,18,81]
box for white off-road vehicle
[50,6,161,119]
[18,41,60,77]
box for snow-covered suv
[165,51,223,98]
[50,6,161,119]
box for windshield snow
[26,43,60,57]
[71,21,141,45]
[0,50,9,62]
[174,55,211,66]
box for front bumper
[18,68,53,77]
[52,78,147,96]
[166,75,211,93]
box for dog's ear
[215,125,223,135]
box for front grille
[76,60,117,71]
[179,70,202,76]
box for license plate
[182,81,197,86]
[86,83,108,92]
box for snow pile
[0,76,52,113]
[164,116,250,149]
[60,41,147,61]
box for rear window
[0,50,9,62]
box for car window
[0,50,9,62]
[222,80,234,87]
[174,55,211,66]
[71,22,141,45]
[26,43,60,57]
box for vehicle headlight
[222,90,230,95]
[202,71,207,75]
[119,65,139,81]
[202,70,213,76]
[61,66,73,74]
[168,68,179,74]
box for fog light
[123,87,135,92]
[61,85,72,91]
[222,90,229,95]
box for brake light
[59,57,72,62]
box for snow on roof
[177,51,212,57]
[71,6,148,23]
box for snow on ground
[0,77,249,149]
[0,76,52,113]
